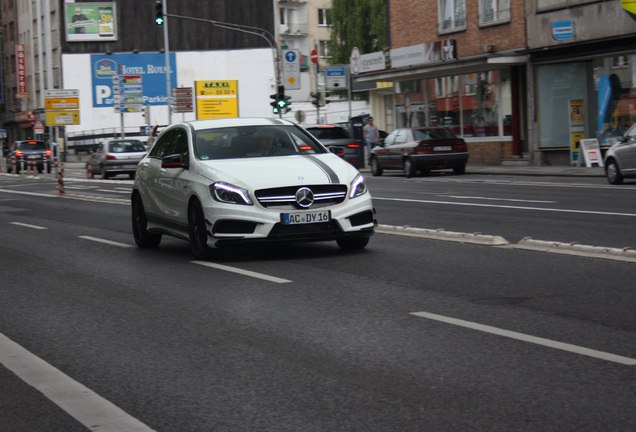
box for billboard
[65,2,117,42]
[91,53,177,108]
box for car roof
[178,117,297,131]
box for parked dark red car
[369,127,469,177]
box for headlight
[349,174,367,199]
[210,182,253,205]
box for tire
[453,164,466,175]
[337,237,369,250]
[370,157,383,176]
[131,193,162,248]
[102,169,110,180]
[403,157,416,178]
[129,172,135,180]
[188,199,212,259]
[606,160,624,185]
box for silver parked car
[605,124,636,184]
[131,118,375,259]
[87,139,147,179]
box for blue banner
[597,74,611,136]
[91,53,176,108]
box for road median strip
[377,224,636,262]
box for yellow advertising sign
[622,0,636,16]
[45,97,80,110]
[197,98,239,120]
[195,80,238,119]
[45,110,80,125]
[195,80,238,96]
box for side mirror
[618,135,629,143]
[162,154,188,169]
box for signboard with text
[195,80,239,119]
[65,2,117,42]
[91,53,176,108]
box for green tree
[328,0,387,65]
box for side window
[384,131,398,146]
[149,130,175,159]
[172,129,189,164]
[394,130,408,144]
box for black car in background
[303,124,363,168]
[6,140,52,174]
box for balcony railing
[280,23,308,36]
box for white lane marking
[375,196,636,217]
[443,195,556,204]
[192,260,292,283]
[79,235,135,248]
[0,332,156,432]
[411,311,636,366]
[10,222,47,230]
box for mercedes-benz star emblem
[295,187,314,208]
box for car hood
[195,153,359,188]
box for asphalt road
[1,170,635,431]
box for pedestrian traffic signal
[154,1,164,25]
[324,91,332,105]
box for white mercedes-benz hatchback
[131,118,375,258]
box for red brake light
[16,150,23,157]
[106,155,117,160]
[414,144,433,154]
[28,141,37,144]
[455,143,468,152]
[45,150,51,156]
[300,145,312,151]
[346,143,359,148]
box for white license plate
[282,210,330,225]
[433,146,452,151]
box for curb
[514,238,636,262]
[376,224,509,246]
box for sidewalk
[359,163,605,178]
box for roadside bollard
[28,156,36,175]
[87,163,92,179]
[20,157,25,173]
[12,155,17,175]
[55,157,64,194]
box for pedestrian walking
[363,117,380,154]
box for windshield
[108,141,146,152]
[413,128,458,140]
[195,125,326,160]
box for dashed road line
[10,221,47,230]
[192,260,292,283]
[411,311,636,366]
[0,332,156,431]
[78,235,135,248]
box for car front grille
[255,185,347,210]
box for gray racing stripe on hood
[305,155,340,183]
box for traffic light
[154,1,164,25]
[311,92,321,108]
[270,92,280,114]
[323,91,332,105]
[283,94,292,113]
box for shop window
[612,56,629,69]
[395,69,511,138]
[479,0,511,26]
[438,0,466,33]
[537,63,588,148]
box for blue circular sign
[285,51,296,62]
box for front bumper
[203,194,375,248]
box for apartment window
[438,0,466,33]
[318,8,330,26]
[479,0,511,26]
[319,40,330,58]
